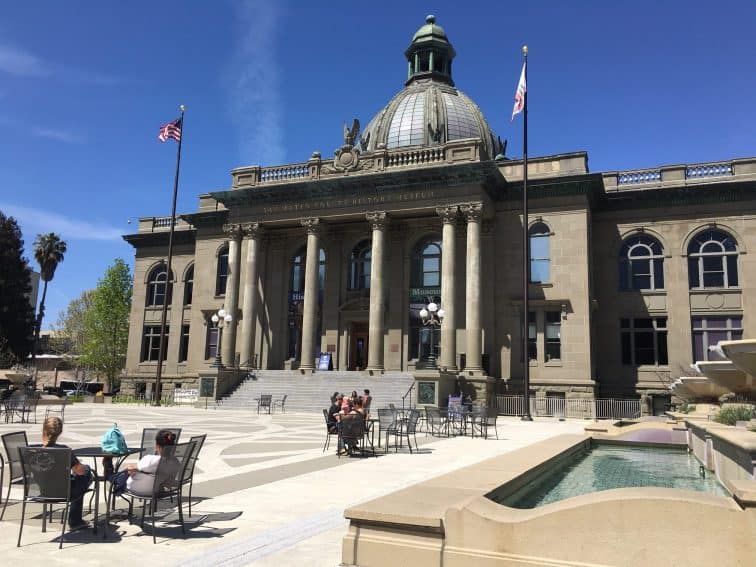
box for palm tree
[31,233,67,387]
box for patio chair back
[2,431,29,481]
[340,414,365,444]
[153,441,194,496]
[274,394,288,412]
[139,427,182,458]
[404,409,421,434]
[425,407,447,437]
[185,435,206,482]
[258,394,273,413]
[18,446,71,502]
[377,408,397,432]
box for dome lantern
[405,15,456,86]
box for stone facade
[122,17,756,406]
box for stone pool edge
[342,432,756,566]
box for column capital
[366,211,389,231]
[300,217,321,235]
[223,223,244,240]
[435,205,459,224]
[460,202,484,222]
[242,222,263,239]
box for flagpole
[154,105,185,407]
[521,46,533,421]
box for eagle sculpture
[343,118,360,147]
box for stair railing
[401,382,415,410]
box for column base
[298,366,315,375]
[366,367,384,376]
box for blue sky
[2,0,754,328]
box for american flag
[158,118,182,142]
[511,62,527,121]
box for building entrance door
[349,322,369,371]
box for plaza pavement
[0,403,586,566]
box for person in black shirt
[327,394,342,432]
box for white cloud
[0,44,53,77]
[224,1,285,166]
[0,43,129,85]
[0,203,123,242]
[31,127,84,144]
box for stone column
[299,218,321,371]
[437,206,458,370]
[222,224,243,366]
[239,222,263,368]
[461,203,483,373]
[366,212,388,373]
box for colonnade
[218,202,485,373]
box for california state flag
[511,62,527,121]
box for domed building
[124,16,756,417]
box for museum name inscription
[261,189,437,214]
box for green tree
[55,289,96,357]
[80,259,132,392]
[0,212,36,367]
[32,233,67,370]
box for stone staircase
[216,370,416,413]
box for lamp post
[211,308,233,368]
[419,301,445,368]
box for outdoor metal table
[364,417,379,450]
[73,446,140,537]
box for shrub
[713,405,755,426]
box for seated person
[353,398,366,417]
[105,429,178,496]
[327,396,341,432]
[340,393,351,413]
[33,417,94,531]
[337,403,364,455]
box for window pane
[424,272,440,286]
[545,342,561,361]
[703,272,724,287]
[727,255,738,286]
[653,258,664,289]
[530,260,550,283]
[655,318,667,329]
[656,331,668,365]
[530,237,549,259]
[731,316,743,329]
[635,319,653,328]
[692,333,704,361]
[688,257,699,288]
[692,317,703,329]
[631,274,651,290]
[706,317,727,329]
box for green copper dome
[411,14,449,43]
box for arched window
[411,236,442,287]
[349,240,372,290]
[529,222,551,284]
[215,245,229,296]
[619,234,664,291]
[146,265,173,307]
[183,264,194,306]
[687,229,738,288]
[287,247,326,360]
[409,236,442,363]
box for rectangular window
[529,236,550,283]
[691,316,743,361]
[178,324,190,362]
[206,326,219,360]
[620,317,668,366]
[545,311,561,362]
[141,326,168,362]
[527,311,537,361]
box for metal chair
[182,434,206,517]
[471,407,498,439]
[377,408,398,451]
[338,414,370,458]
[1,431,28,520]
[125,441,195,544]
[322,409,339,452]
[424,407,449,437]
[19,393,41,424]
[16,447,75,549]
[388,409,421,453]
[257,394,272,414]
[139,428,182,458]
[273,394,288,413]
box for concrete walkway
[0,404,586,566]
